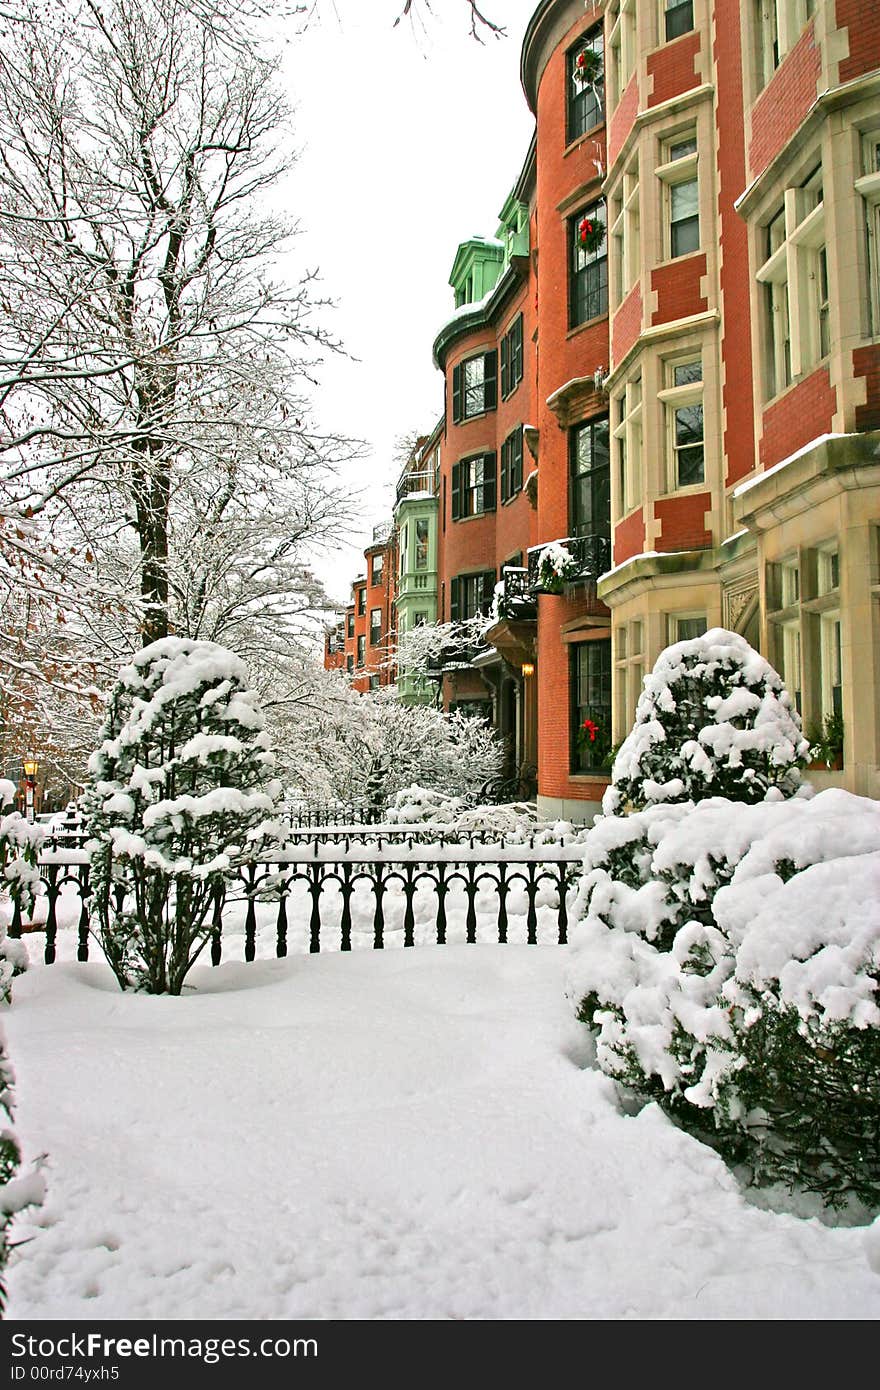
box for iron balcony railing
[527,533,611,594]
[395,469,435,503]
[498,566,537,621]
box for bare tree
[394,0,504,40]
[0,0,351,651]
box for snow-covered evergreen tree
[604,629,809,814]
[85,639,281,994]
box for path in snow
[6,946,880,1320]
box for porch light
[521,662,535,678]
[23,756,39,779]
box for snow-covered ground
[6,946,880,1320]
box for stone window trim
[609,152,640,310]
[767,541,842,737]
[757,165,828,401]
[611,373,642,521]
[657,355,705,492]
[607,0,637,113]
[666,612,707,644]
[754,0,816,93]
[855,130,880,339]
[655,130,699,262]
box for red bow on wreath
[579,218,593,243]
[582,718,599,742]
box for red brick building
[329,0,880,816]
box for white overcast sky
[276,0,540,605]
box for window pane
[673,360,702,386]
[665,0,693,41]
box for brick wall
[651,252,708,326]
[749,22,820,178]
[759,367,836,468]
[654,492,712,551]
[612,282,642,365]
[835,0,880,83]
[647,30,701,107]
[613,505,645,565]
[853,345,880,432]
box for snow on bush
[85,638,282,994]
[568,790,880,1207]
[0,783,45,1312]
[603,629,809,815]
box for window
[356,635,365,668]
[570,417,610,538]
[450,571,496,621]
[769,545,844,741]
[610,156,640,305]
[664,0,694,41]
[612,376,642,517]
[572,638,612,773]
[769,555,802,713]
[656,132,699,259]
[607,0,636,109]
[414,611,428,626]
[501,427,524,504]
[570,200,608,328]
[451,453,497,520]
[756,1,815,89]
[667,613,706,643]
[659,358,704,488]
[399,524,408,574]
[371,553,383,585]
[357,587,366,616]
[415,518,429,569]
[346,654,354,674]
[346,613,355,638]
[614,621,644,733]
[370,608,381,646]
[757,164,828,398]
[452,351,497,422]
[567,28,604,142]
[855,132,880,337]
[500,314,524,399]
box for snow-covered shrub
[85,638,282,994]
[385,785,464,826]
[0,780,43,1004]
[0,1021,46,1314]
[536,542,577,594]
[568,790,880,1208]
[603,629,809,815]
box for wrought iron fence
[10,846,586,964]
[527,534,612,594]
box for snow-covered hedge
[604,629,809,815]
[86,638,282,994]
[568,790,880,1208]
[384,786,591,847]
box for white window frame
[855,131,880,338]
[612,374,642,518]
[656,131,699,261]
[614,619,644,733]
[610,154,640,307]
[756,1,815,90]
[607,0,637,110]
[657,357,704,492]
[756,165,828,398]
[667,613,707,644]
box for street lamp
[22,756,38,824]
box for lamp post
[22,756,38,825]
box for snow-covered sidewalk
[6,947,880,1320]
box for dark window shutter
[452,364,463,424]
[450,577,461,621]
[513,315,523,387]
[451,461,462,521]
[514,427,523,493]
[482,451,497,512]
[483,351,497,412]
[500,438,509,505]
[481,570,496,614]
[500,333,509,399]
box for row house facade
[326,0,880,819]
[323,524,397,692]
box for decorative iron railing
[499,566,537,621]
[395,469,435,502]
[527,534,611,594]
[11,845,586,963]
